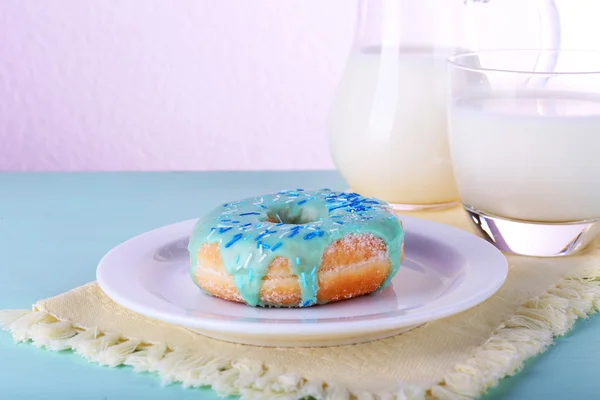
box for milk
[328,47,460,205]
[449,91,600,222]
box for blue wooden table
[1,172,598,399]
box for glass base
[389,200,460,212]
[344,188,459,212]
[465,206,600,257]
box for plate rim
[96,215,508,337]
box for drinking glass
[447,49,600,256]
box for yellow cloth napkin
[2,207,600,400]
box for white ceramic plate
[97,216,507,347]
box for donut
[187,189,404,307]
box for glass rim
[447,49,600,76]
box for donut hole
[264,203,327,225]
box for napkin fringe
[0,309,420,399]
[432,264,600,400]
[2,262,600,400]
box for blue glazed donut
[188,189,404,307]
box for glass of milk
[448,49,600,256]
[328,0,561,210]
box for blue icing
[188,189,404,307]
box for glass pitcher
[328,0,561,210]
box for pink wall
[0,1,356,171]
[1,1,597,171]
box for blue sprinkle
[225,233,243,248]
[248,269,253,282]
[296,188,305,191]
[316,231,324,237]
[209,227,216,231]
[234,255,240,264]
[221,219,231,222]
[304,232,317,240]
[271,242,283,251]
[223,203,229,207]
[255,204,268,209]
[288,230,300,238]
[301,300,312,307]
[240,212,260,216]
[256,223,263,229]
[335,221,344,225]
[297,199,307,206]
[231,220,240,223]
[288,192,300,197]
[257,241,270,249]
[255,231,268,241]
[295,257,301,265]
[363,200,380,204]
[300,272,308,288]
[241,223,252,228]
[276,223,284,227]
[219,227,233,234]
[266,229,277,234]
